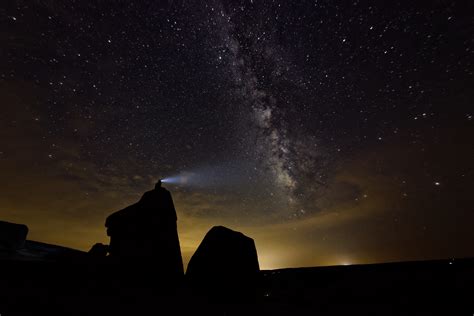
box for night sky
[1,1,473,269]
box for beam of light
[160,163,251,189]
[161,173,193,185]
[161,170,214,188]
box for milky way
[206,1,330,218]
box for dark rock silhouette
[105,180,184,277]
[187,226,260,286]
[88,243,109,257]
[0,220,28,250]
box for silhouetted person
[105,180,184,278]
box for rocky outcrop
[187,226,260,280]
[105,181,184,278]
[0,220,28,250]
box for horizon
[1,1,473,270]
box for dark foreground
[1,257,472,315]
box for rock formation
[0,220,28,251]
[105,180,184,277]
[186,226,260,281]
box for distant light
[434,181,441,186]
[341,262,351,266]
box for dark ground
[0,255,472,316]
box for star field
[1,1,473,268]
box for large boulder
[186,226,260,282]
[0,220,28,250]
[105,183,184,282]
